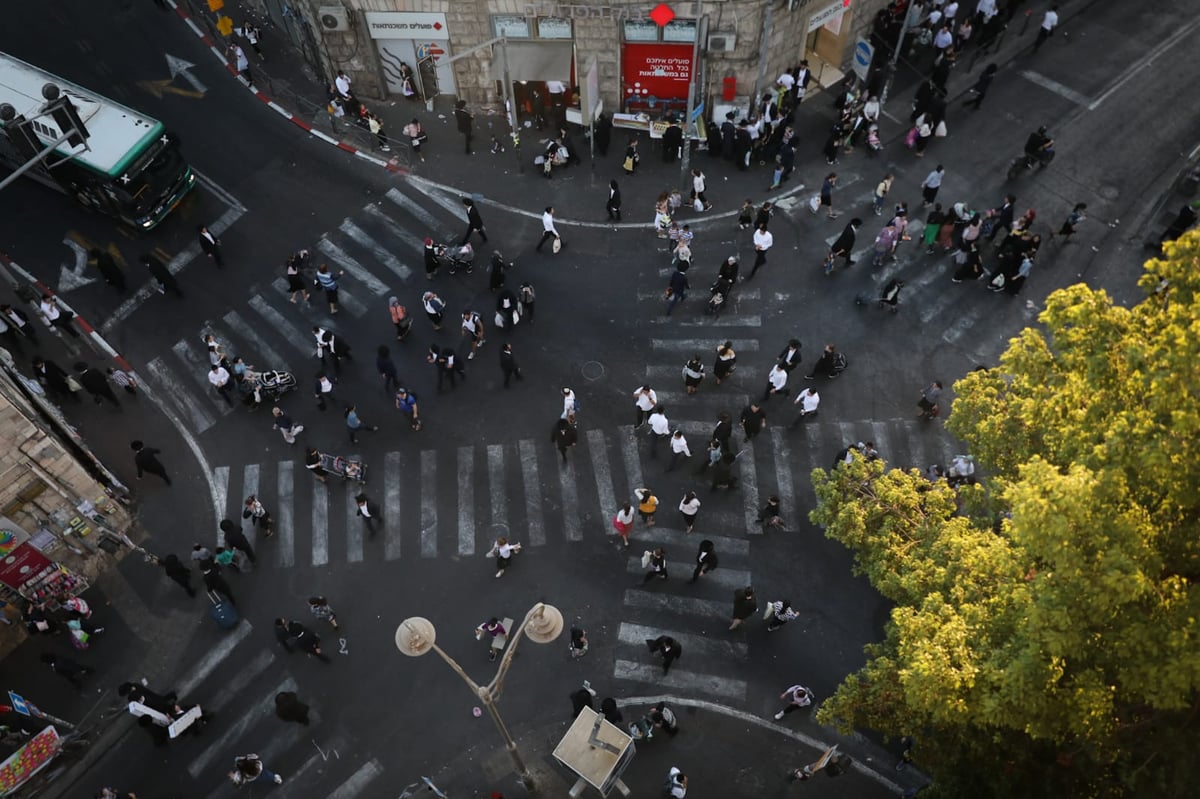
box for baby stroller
[319,452,367,483]
[707,276,733,317]
[434,241,474,275]
[249,369,296,403]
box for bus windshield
[119,134,187,219]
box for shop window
[662,20,697,43]
[493,15,532,39]
[537,17,573,39]
[623,19,660,41]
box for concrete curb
[622,694,908,794]
[164,0,812,230]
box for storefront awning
[490,41,573,82]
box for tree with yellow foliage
[810,232,1200,797]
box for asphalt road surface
[2,0,1198,796]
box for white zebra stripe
[315,236,391,296]
[518,439,546,547]
[339,218,414,281]
[142,358,216,433]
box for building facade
[289,0,889,121]
[0,347,133,654]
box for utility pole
[678,8,705,190]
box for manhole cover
[582,361,606,381]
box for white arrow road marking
[58,239,96,291]
[165,53,207,94]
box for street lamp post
[396,602,565,792]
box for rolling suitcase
[208,590,239,630]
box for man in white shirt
[208,364,234,406]
[747,223,774,280]
[535,206,560,253]
[761,363,789,402]
[776,71,795,95]
[1034,5,1059,52]
[667,430,691,472]
[335,70,352,100]
[648,407,670,458]
[633,385,658,427]
[975,0,998,22]
[790,388,820,427]
[933,24,954,51]
[39,294,81,338]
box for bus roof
[0,51,164,178]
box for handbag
[623,155,635,172]
[904,127,918,149]
[66,375,84,393]
[934,120,948,138]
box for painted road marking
[175,619,252,697]
[247,294,316,359]
[222,308,291,373]
[364,203,426,257]
[345,482,363,563]
[518,438,546,547]
[339,218,413,281]
[420,450,437,557]
[625,557,750,590]
[487,443,508,530]
[618,622,747,660]
[386,187,446,235]
[612,659,746,700]
[188,676,297,778]
[316,236,391,296]
[457,446,475,556]
[384,451,402,560]
[769,428,795,534]
[239,463,259,549]
[171,338,234,415]
[277,461,295,568]
[312,479,329,567]
[623,589,729,619]
[559,441,582,541]
[652,338,759,352]
[587,429,617,525]
[143,357,216,433]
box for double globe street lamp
[395,602,564,792]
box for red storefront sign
[0,542,53,591]
[622,43,693,101]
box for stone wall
[316,0,891,108]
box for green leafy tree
[811,232,1200,797]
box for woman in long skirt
[682,356,705,395]
[713,341,737,384]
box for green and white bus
[0,51,195,230]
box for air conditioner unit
[707,34,737,52]
[318,6,350,32]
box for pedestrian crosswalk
[136,180,482,436]
[208,416,955,569]
[157,611,384,797]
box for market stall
[0,527,88,612]
[0,726,61,796]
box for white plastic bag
[693,198,704,212]
[808,194,821,214]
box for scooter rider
[1023,126,1055,166]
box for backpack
[831,352,848,373]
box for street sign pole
[8,691,74,729]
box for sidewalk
[427,695,922,798]
[183,0,1079,230]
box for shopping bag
[904,127,918,149]
[552,236,562,254]
[808,194,821,214]
[641,550,653,569]
[763,601,776,620]
[934,120,948,138]
[693,198,704,212]
[623,156,635,172]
